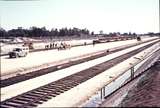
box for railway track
[0,41,159,108]
[1,39,158,88]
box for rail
[1,38,158,81]
[84,46,160,107]
[1,41,159,108]
[39,41,160,107]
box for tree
[91,31,94,35]
[123,32,128,36]
[0,28,7,37]
[1,26,93,38]
[59,28,65,36]
[30,27,43,37]
[99,30,103,34]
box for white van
[9,46,29,58]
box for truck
[9,46,29,58]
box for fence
[39,42,160,107]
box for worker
[137,36,141,41]
[93,40,96,46]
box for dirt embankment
[119,59,160,107]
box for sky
[0,0,159,34]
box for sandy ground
[100,58,160,107]
[0,40,137,74]
[1,37,157,77]
[0,39,93,55]
[38,41,159,107]
[119,59,160,107]
[99,72,144,107]
[2,40,153,101]
[1,38,159,106]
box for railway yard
[0,36,160,107]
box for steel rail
[0,41,158,108]
[1,39,159,87]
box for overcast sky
[0,0,159,33]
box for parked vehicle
[9,46,29,58]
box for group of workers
[45,43,57,49]
[45,42,71,50]
[44,36,142,50]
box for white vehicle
[9,46,29,58]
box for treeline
[0,27,159,38]
[0,27,92,37]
